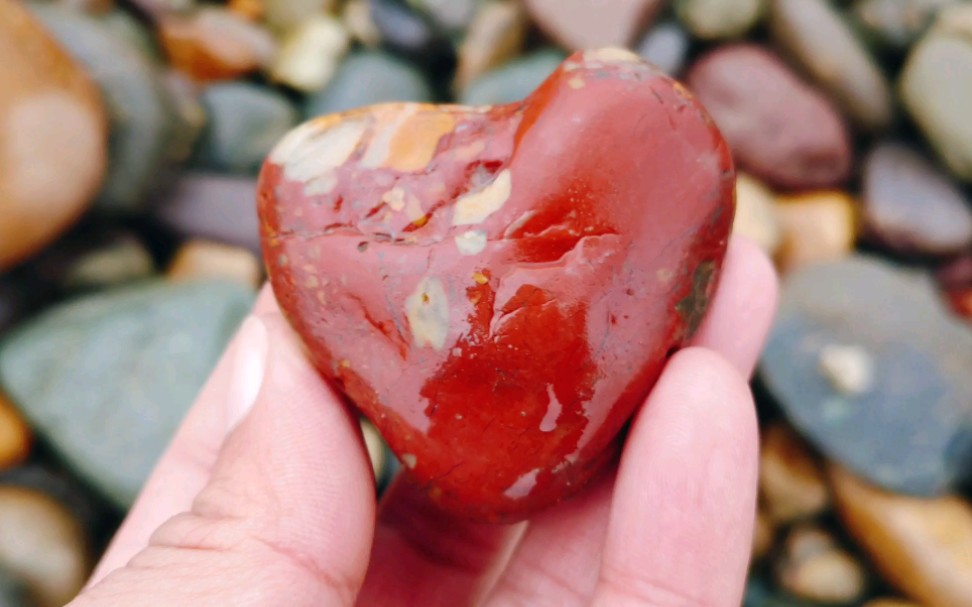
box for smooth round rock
[759,424,829,523]
[30,4,181,212]
[166,240,262,288]
[153,173,261,254]
[761,256,972,495]
[460,48,566,106]
[831,465,972,606]
[0,393,31,473]
[196,82,297,174]
[454,0,528,91]
[0,0,107,270]
[0,486,88,607]
[264,0,338,33]
[769,0,893,131]
[686,45,852,190]
[343,0,382,46]
[676,0,765,40]
[900,34,972,181]
[368,0,456,69]
[270,15,350,92]
[635,20,691,76]
[774,525,868,604]
[853,0,957,50]
[733,173,781,256]
[862,142,972,255]
[524,0,665,49]
[0,280,255,507]
[774,191,857,272]
[304,51,432,117]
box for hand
[70,235,777,607]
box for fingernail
[227,316,269,429]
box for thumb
[71,313,377,607]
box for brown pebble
[733,173,781,256]
[774,191,857,273]
[775,524,868,604]
[167,240,263,288]
[752,507,775,561]
[0,393,31,472]
[760,423,830,523]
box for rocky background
[1,0,971,604]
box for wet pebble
[0,486,88,607]
[454,0,528,91]
[774,191,857,272]
[523,0,664,49]
[635,20,691,75]
[167,240,262,288]
[270,15,350,92]
[686,45,852,190]
[831,465,972,607]
[0,280,254,507]
[759,424,830,523]
[761,256,972,495]
[769,0,893,131]
[774,524,868,604]
[733,173,781,256]
[304,51,432,117]
[900,33,972,181]
[862,142,972,256]
[195,82,297,174]
[0,0,107,270]
[676,0,765,40]
[460,48,565,106]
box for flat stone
[524,0,664,49]
[900,34,972,181]
[270,15,349,92]
[460,48,566,106]
[304,51,432,117]
[0,280,254,507]
[152,172,261,254]
[635,20,691,76]
[676,0,765,40]
[733,173,781,256]
[196,82,297,174]
[759,424,830,524]
[774,191,857,273]
[166,240,262,288]
[862,142,972,256]
[0,0,107,270]
[686,45,852,190]
[30,4,182,212]
[0,486,88,607]
[454,0,528,91]
[831,465,972,606]
[761,256,972,495]
[774,524,868,604]
[770,0,893,131]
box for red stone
[257,49,734,522]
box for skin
[69,235,776,607]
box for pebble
[752,508,775,561]
[759,424,829,524]
[523,0,664,49]
[899,33,972,181]
[368,0,456,69]
[153,173,262,254]
[676,0,765,40]
[761,256,972,495]
[412,0,480,32]
[0,393,30,472]
[769,0,893,132]
[157,7,276,82]
[30,229,155,292]
[0,0,107,270]
[460,48,566,106]
[862,142,972,256]
[264,0,339,34]
[733,173,781,256]
[774,191,857,272]
[774,524,868,604]
[270,15,350,92]
[195,82,297,174]
[454,1,529,91]
[0,280,254,507]
[0,486,88,607]
[304,51,432,117]
[343,0,382,47]
[30,4,181,212]
[831,465,972,607]
[853,0,957,51]
[635,20,691,76]
[686,45,852,190]
[167,240,262,288]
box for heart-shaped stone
[258,49,734,522]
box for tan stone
[774,191,857,273]
[343,0,381,47]
[759,423,830,523]
[455,1,529,91]
[0,393,30,472]
[0,486,89,607]
[270,15,349,91]
[775,524,868,604]
[831,465,972,607]
[0,0,107,270]
[167,240,262,287]
[733,173,781,255]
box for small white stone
[818,344,874,395]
